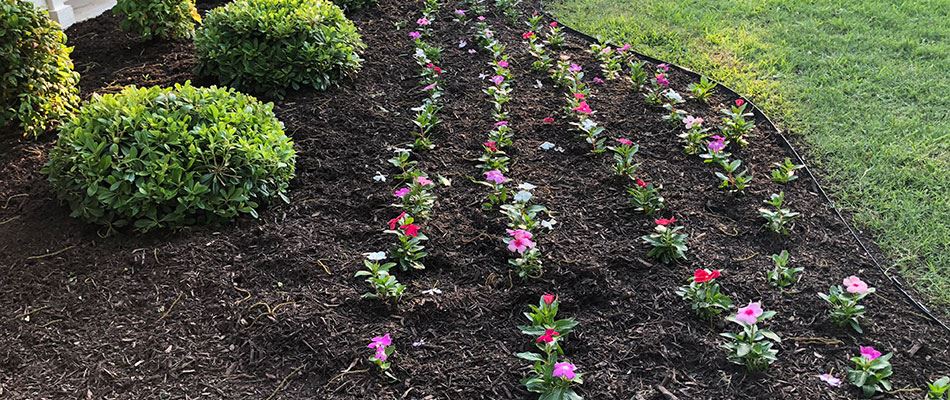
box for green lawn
[550,0,950,306]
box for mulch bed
[1,0,947,398]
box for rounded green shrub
[331,0,376,12]
[43,82,296,233]
[0,0,80,137]
[194,0,365,98]
[113,0,202,40]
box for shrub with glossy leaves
[43,83,296,233]
[331,0,376,12]
[113,0,202,40]
[0,0,80,137]
[194,0,365,98]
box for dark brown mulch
[1,0,947,399]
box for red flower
[735,98,745,107]
[483,140,498,152]
[536,328,560,343]
[522,31,535,40]
[388,212,407,230]
[542,117,555,124]
[542,293,556,305]
[400,223,420,237]
[636,178,648,188]
[694,268,721,283]
[426,63,442,74]
[655,217,677,226]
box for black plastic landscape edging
[535,2,950,333]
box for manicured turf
[550,0,950,306]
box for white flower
[458,40,467,48]
[539,141,556,150]
[514,190,533,202]
[518,182,537,191]
[414,48,426,59]
[534,80,544,89]
[478,73,488,79]
[365,251,386,261]
[421,288,442,295]
[817,373,841,387]
[664,89,684,103]
[373,172,387,182]
[580,118,598,131]
[468,49,477,54]
[541,218,557,230]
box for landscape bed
[0,0,948,399]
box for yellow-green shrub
[113,0,202,40]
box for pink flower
[549,21,558,28]
[408,31,421,40]
[859,346,882,361]
[658,63,670,72]
[568,63,582,73]
[454,9,466,16]
[536,328,559,343]
[593,77,604,85]
[682,115,704,129]
[400,223,420,237]
[522,31,535,40]
[422,83,437,91]
[393,187,410,198]
[736,302,764,325]
[495,120,508,127]
[426,63,442,74]
[619,43,631,53]
[375,347,388,361]
[506,229,536,254]
[542,117,555,124]
[542,293,556,305]
[368,333,392,350]
[388,212,407,230]
[655,73,669,87]
[707,135,726,153]
[552,362,576,380]
[417,17,430,26]
[615,137,633,146]
[843,276,869,294]
[574,101,592,114]
[735,98,745,107]
[416,176,433,186]
[818,373,842,387]
[635,178,648,188]
[694,268,721,284]
[491,75,505,85]
[484,169,507,184]
[654,217,676,226]
[483,140,498,152]
[477,16,486,21]
[498,60,509,68]
[574,92,585,100]
[506,229,533,239]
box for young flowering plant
[516,294,583,400]
[700,135,732,165]
[720,302,781,372]
[818,276,875,333]
[544,21,565,48]
[644,66,671,106]
[367,333,395,372]
[627,178,665,215]
[572,118,607,154]
[501,183,549,232]
[608,137,639,179]
[506,228,543,278]
[847,346,893,397]
[928,376,950,400]
[477,140,511,172]
[629,60,648,88]
[688,75,717,103]
[355,252,406,302]
[714,158,753,193]
[759,192,800,235]
[477,169,509,209]
[770,157,805,184]
[766,250,803,288]
[386,212,428,270]
[411,100,442,150]
[485,75,512,121]
[388,148,419,181]
[678,115,711,155]
[524,30,553,72]
[494,0,520,22]
[641,217,688,264]
[589,43,624,80]
[720,99,756,147]
[675,268,733,319]
[393,175,437,218]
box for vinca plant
[766,250,803,288]
[721,302,781,372]
[688,75,717,103]
[589,42,624,80]
[679,116,710,155]
[720,99,755,147]
[641,217,688,264]
[627,178,665,216]
[608,137,639,179]
[759,192,800,235]
[478,169,510,209]
[715,158,753,193]
[847,346,893,398]
[629,60,648,88]
[393,175,437,218]
[386,212,428,270]
[676,269,733,319]
[367,333,395,376]
[355,252,406,302]
[516,294,583,400]
[818,276,875,333]
[928,376,950,400]
[544,21,565,48]
[770,157,804,184]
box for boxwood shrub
[43,83,296,233]
[0,0,80,137]
[194,0,365,98]
[113,0,202,40]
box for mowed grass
[550,0,950,306]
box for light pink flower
[843,276,869,294]
[506,229,533,239]
[477,15,486,21]
[374,347,388,361]
[417,17,430,26]
[393,187,410,198]
[736,302,763,325]
[568,63,582,73]
[408,31,421,40]
[416,176,433,186]
[619,43,631,53]
[682,115,704,129]
[506,229,536,254]
[422,83,437,91]
[859,346,881,361]
[552,362,576,380]
[616,137,633,146]
[818,373,842,387]
[485,170,507,184]
[593,77,604,85]
[491,75,505,85]
[498,60,509,68]
[454,9,466,16]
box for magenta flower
[506,229,536,254]
[593,77,604,85]
[485,170,507,184]
[658,63,670,72]
[498,60,509,68]
[859,346,882,361]
[552,362,576,380]
[568,63,582,73]
[393,187,410,198]
[416,176,433,186]
[616,137,633,146]
[495,120,508,127]
[619,43,631,52]
[655,73,670,87]
[408,31,421,40]
[506,229,533,239]
[843,276,869,294]
[417,17,430,26]
[491,75,505,85]
[682,115,704,129]
[535,328,559,343]
[707,135,726,153]
[818,373,842,387]
[736,302,763,325]
[368,333,392,350]
[574,101,592,114]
